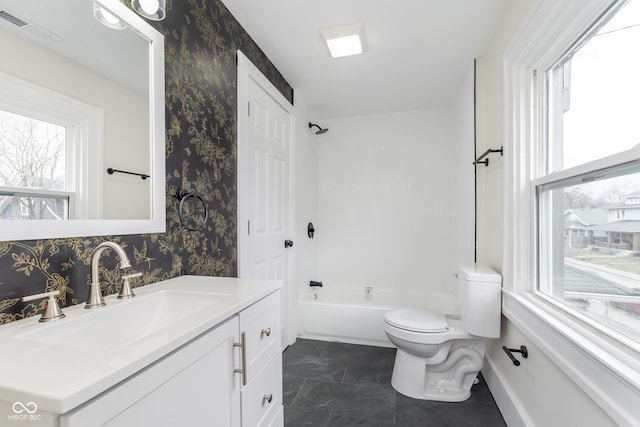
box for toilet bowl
[384,264,501,402]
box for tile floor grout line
[288,377,306,408]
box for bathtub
[298,286,458,347]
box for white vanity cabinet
[57,288,283,427]
[61,316,242,427]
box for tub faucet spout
[310,280,323,287]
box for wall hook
[503,345,528,366]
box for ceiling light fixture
[93,1,127,30]
[131,0,166,21]
[321,24,366,58]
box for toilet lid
[384,308,448,333]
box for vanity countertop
[0,276,281,414]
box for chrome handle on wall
[234,332,247,385]
[262,394,273,405]
[261,328,271,337]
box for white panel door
[237,51,294,348]
[246,76,290,284]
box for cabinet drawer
[241,351,283,427]
[240,290,281,379]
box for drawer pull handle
[263,394,273,404]
[233,332,247,385]
[261,328,271,337]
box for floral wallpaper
[0,0,293,325]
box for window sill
[502,289,640,426]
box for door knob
[284,240,294,248]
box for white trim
[0,0,165,239]
[503,0,640,425]
[236,50,297,346]
[483,354,532,427]
[532,147,640,188]
[503,292,640,426]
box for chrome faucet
[85,242,132,309]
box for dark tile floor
[283,339,506,426]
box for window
[0,109,73,220]
[0,72,103,220]
[535,0,640,346]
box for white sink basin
[17,290,232,352]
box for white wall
[476,0,619,425]
[453,63,476,267]
[0,27,149,220]
[317,109,457,294]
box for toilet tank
[458,264,502,339]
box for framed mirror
[0,0,165,240]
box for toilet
[383,264,501,402]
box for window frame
[502,0,640,424]
[0,72,103,220]
[0,186,74,220]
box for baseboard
[482,354,533,427]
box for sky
[562,0,640,169]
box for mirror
[0,0,165,240]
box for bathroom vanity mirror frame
[0,0,165,241]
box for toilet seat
[384,308,448,333]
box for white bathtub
[298,286,458,347]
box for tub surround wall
[292,93,319,329]
[453,64,477,266]
[317,110,456,294]
[0,0,292,325]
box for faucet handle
[22,290,66,322]
[118,272,142,299]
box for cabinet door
[61,317,241,427]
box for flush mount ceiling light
[321,24,366,58]
[131,0,166,21]
[93,1,127,30]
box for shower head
[309,122,329,135]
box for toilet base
[390,342,485,402]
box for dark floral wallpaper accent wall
[0,0,292,325]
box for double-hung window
[0,72,102,221]
[534,0,640,348]
[503,0,640,422]
[0,108,74,220]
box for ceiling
[220,0,509,120]
[0,0,148,97]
